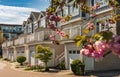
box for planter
[71,64,85,75]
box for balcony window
[63,6,68,16]
[94,0,108,8]
[28,23,32,33]
[34,23,38,31]
[69,5,79,17]
[96,15,111,32]
[41,17,46,27]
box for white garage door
[68,50,81,70]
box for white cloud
[0,5,39,24]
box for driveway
[0,60,120,77]
[0,60,89,77]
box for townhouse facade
[2,0,120,71]
[2,11,65,67]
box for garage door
[68,50,81,70]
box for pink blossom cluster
[55,29,66,37]
[87,23,94,30]
[109,36,120,57]
[49,34,55,41]
[80,41,109,61]
[91,3,100,10]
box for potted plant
[71,59,85,75]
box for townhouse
[2,0,120,71]
[2,11,65,67]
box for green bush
[16,56,26,66]
[24,65,44,71]
[59,61,66,70]
[72,59,83,65]
[3,58,10,61]
[71,59,85,75]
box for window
[73,50,76,54]
[69,5,79,16]
[63,6,68,16]
[69,50,72,54]
[77,50,80,54]
[94,0,108,8]
[96,15,111,32]
[91,0,94,6]
[34,23,38,30]
[21,51,24,53]
[28,23,32,33]
[41,17,46,27]
[81,12,86,17]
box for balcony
[95,5,112,15]
[26,33,35,43]
[2,29,55,46]
[34,31,44,42]
[14,37,26,45]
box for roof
[31,11,40,20]
[23,21,26,25]
[41,11,46,16]
[0,24,22,26]
[38,11,46,20]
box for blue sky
[0,0,50,24]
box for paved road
[0,61,120,77]
[0,61,86,77]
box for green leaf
[93,33,102,40]
[76,40,82,47]
[82,29,90,34]
[74,35,87,47]
[100,31,113,41]
[74,35,82,42]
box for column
[13,46,17,61]
[25,45,30,63]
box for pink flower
[87,23,94,30]
[93,41,109,51]
[49,34,55,41]
[80,49,91,56]
[80,41,108,61]
[91,3,100,10]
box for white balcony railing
[35,31,44,42]
[26,33,35,43]
[14,37,26,45]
